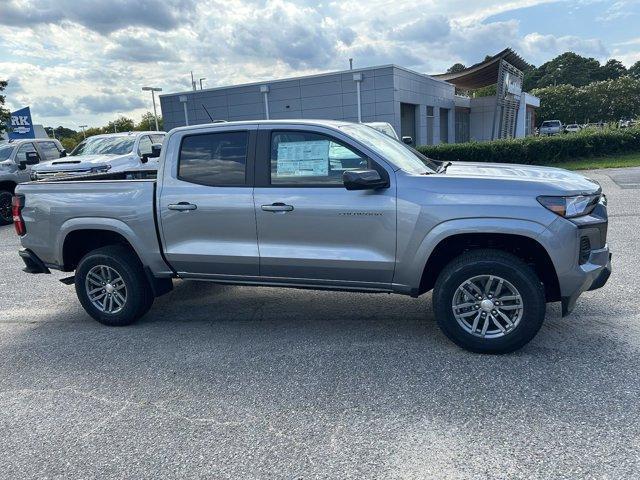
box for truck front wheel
[433,249,546,354]
[75,245,154,326]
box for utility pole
[142,86,162,131]
[349,58,353,70]
[79,125,87,138]
[199,78,206,90]
[191,71,196,91]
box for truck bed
[15,174,171,276]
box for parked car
[364,122,399,140]
[564,124,581,133]
[30,131,165,180]
[539,120,563,136]
[0,137,65,224]
[14,120,611,354]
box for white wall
[469,96,497,142]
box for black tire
[433,249,546,354]
[0,190,13,226]
[75,245,154,326]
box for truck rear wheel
[75,245,154,326]
[0,190,13,225]
[433,249,546,354]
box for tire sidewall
[434,257,546,354]
[0,190,13,225]
[75,250,144,326]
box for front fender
[394,217,549,292]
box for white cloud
[520,32,609,64]
[0,0,635,128]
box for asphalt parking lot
[1,168,639,479]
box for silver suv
[539,120,563,136]
[0,137,65,224]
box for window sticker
[276,140,329,177]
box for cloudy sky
[1,0,638,129]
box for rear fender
[56,217,159,272]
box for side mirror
[151,143,162,157]
[60,149,67,158]
[141,143,162,163]
[25,151,40,164]
[20,151,40,169]
[343,169,388,191]
[402,136,413,145]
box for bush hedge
[416,127,640,165]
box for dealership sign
[8,106,35,140]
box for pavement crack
[0,387,255,428]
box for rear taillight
[12,195,25,236]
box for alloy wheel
[451,274,524,339]
[85,265,127,314]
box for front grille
[579,236,591,264]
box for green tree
[60,137,78,152]
[629,61,640,79]
[598,59,627,81]
[532,76,640,124]
[0,80,10,135]
[533,52,602,88]
[446,63,466,74]
[106,116,135,133]
[135,111,163,131]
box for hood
[443,161,600,195]
[32,153,131,173]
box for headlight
[89,165,111,173]
[537,194,600,218]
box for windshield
[339,124,436,174]
[542,121,560,127]
[366,123,398,139]
[71,136,135,156]
[0,144,15,161]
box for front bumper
[561,248,612,316]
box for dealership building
[160,48,539,145]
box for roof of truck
[169,119,352,134]
[0,138,62,145]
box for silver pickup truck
[13,120,611,353]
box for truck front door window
[137,136,153,156]
[16,143,36,163]
[270,131,368,186]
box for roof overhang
[433,48,530,90]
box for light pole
[199,78,206,90]
[179,95,189,126]
[142,86,162,131]
[79,125,87,138]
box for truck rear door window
[178,131,248,186]
[39,141,62,160]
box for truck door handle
[261,202,294,212]
[168,202,197,211]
